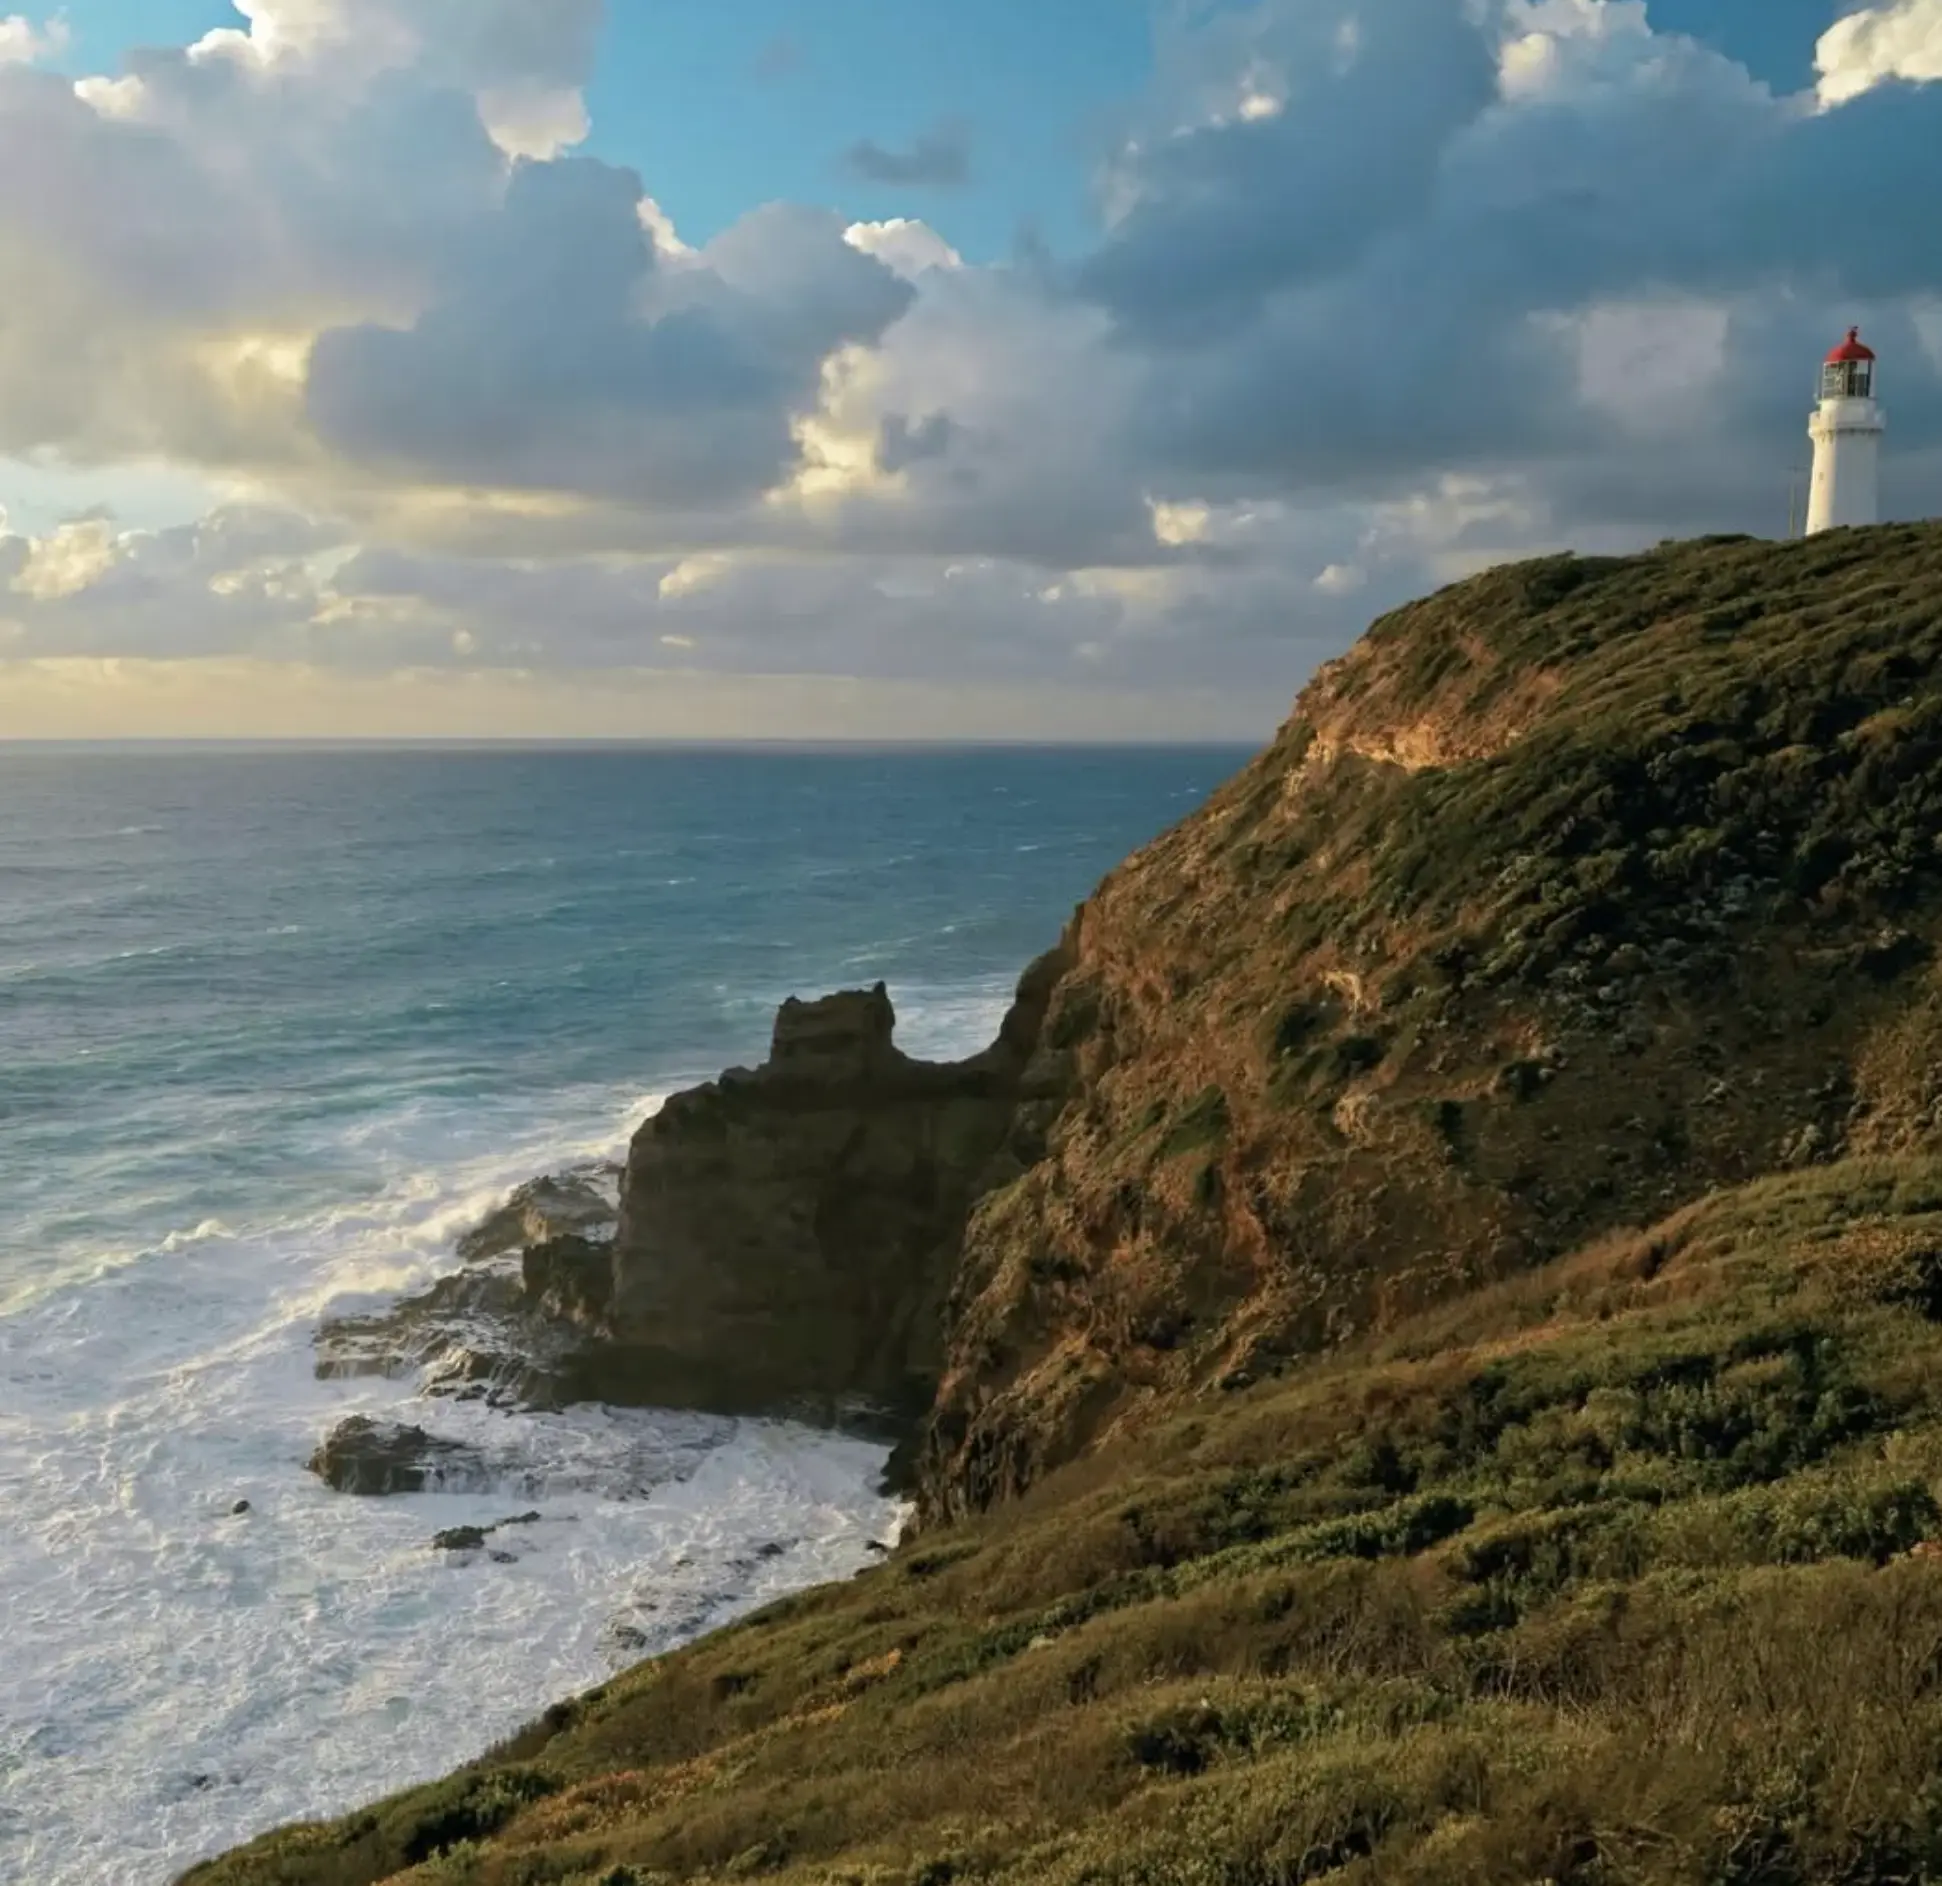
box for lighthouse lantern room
[1805,327,1884,536]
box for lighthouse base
[1805,398,1883,536]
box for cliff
[917,521,1942,1518]
[193,521,1942,1886]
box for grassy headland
[190,523,1942,1885]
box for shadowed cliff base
[195,520,1942,1884]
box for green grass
[189,1153,1942,1886]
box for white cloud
[476,85,590,161]
[1817,0,1942,108]
[0,12,64,66]
[658,553,733,600]
[11,518,123,601]
[843,218,963,279]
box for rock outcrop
[566,969,1070,1435]
[306,966,1069,1480]
[455,1170,618,1262]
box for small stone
[433,1526,489,1552]
[230,1499,252,1516]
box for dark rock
[590,963,1067,1426]
[522,1234,612,1328]
[433,1525,490,1552]
[456,1170,618,1263]
[313,1259,577,1410]
[230,1499,251,1515]
[307,1416,480,1496]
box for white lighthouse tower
[1804,327,1884,535]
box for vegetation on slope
[923,521,1942,1516]
[190,1152,1942,1884]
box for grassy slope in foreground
[188,1157,1942,1884]
[191,523,1942,1883]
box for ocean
[0,741,1245,1884]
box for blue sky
[54,1,1843,261]
[55,0,1154,258]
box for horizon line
[0,734,1266,754]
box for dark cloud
[306,166,914,504]
[1080,0,1499,343]
[843,118,973,188]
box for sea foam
[0,1087,905,1886]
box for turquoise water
[0,741,1244,1882]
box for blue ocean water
[0,741,1244,1883]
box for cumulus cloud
[0,11,63,65]
[1817,0,1942,106]
[306,170,913,507]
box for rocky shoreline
[304,971,1070,1506]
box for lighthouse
[1804,327,1884,535]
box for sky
[2,0,1941,741]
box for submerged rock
[431,1510,547,1553]
[307,1416,484,1496]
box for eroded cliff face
[916,525,1942,1519]
[574,962,1072,1437]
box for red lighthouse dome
[1820,327,1877,400]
